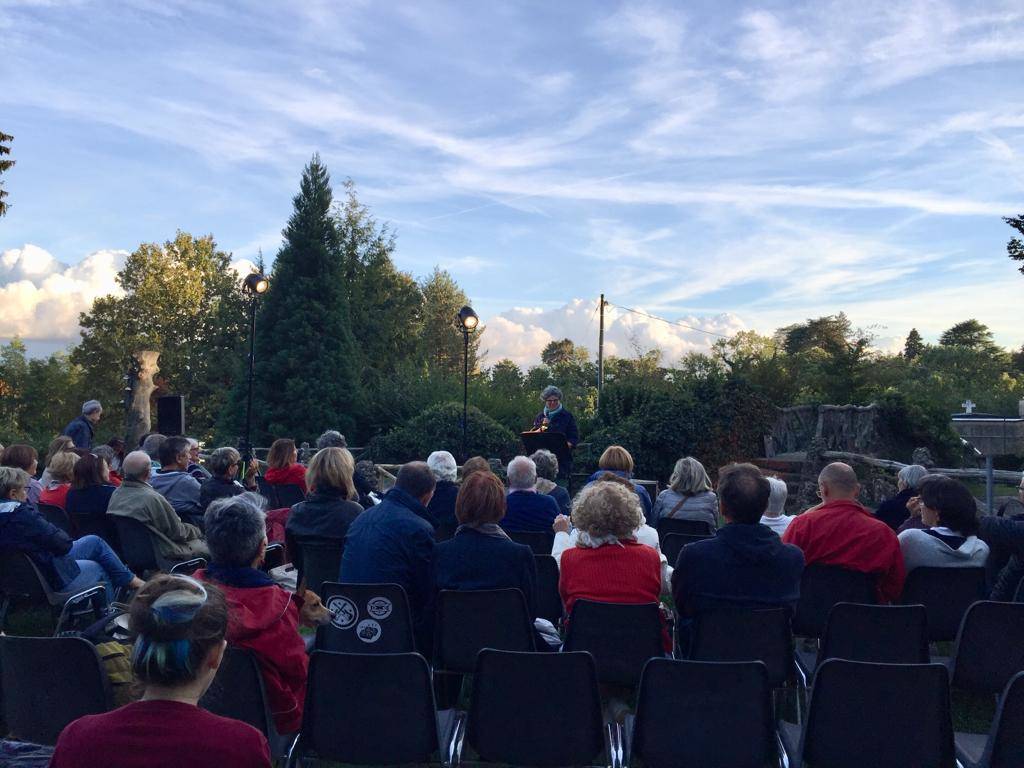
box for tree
[249,155,364,443]
[0,131,13,217]
[778,314,872,404]
[541,339,589,367]
[1005,214,1024,275]
[0,338,83,450]
[903,328,924,360]
[418,267,481,376]
[939,319,1000,355]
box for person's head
[455,470,507,525]
[47,451,79,484]
[94,445,117,472]
[1,443,38,476]
[106,437,126,460]
[817,462,860,502]
[598,445,634,475]
[159,436,191,471]
[72,452,109,490]
[0,466,30,502]
[897,464,929,493]
[354,460,379,493]
[717,463,771,524]
[669,456,712,496]
[394,461,436,506]
[267,438,297,469]
[541,385,562,410]
[122,450,154,482]
[207,447,242,479]
[82,399,103,424]
[305,447,357,500]
[129,575,228,695]
[461,456,491,480]
[142,433,167,462]
[186,438,200,465]
[316,430,347,450]
[571,481,643,540]
[427,451,458,483]
[44,435,74,467]
[918,476,979,535]
[529,449,559,482]
[507,456,537,491]
[765,476,789,518]
[204,492,268,568]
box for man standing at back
[783,462,905,603]
[62,400,102,450]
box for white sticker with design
[327,596,358,630]
[367,597,393,620]
[356,619,382,643]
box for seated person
[50,575,271,768]
[39,451,79,510]
[461,456,492,480]
[0,466,143,600]
[759,477,794,536]
[997,476,1024,518]
[530,449,571,516]
[584,445,653,523]
[199,447,257,511]
[66,452,117,529]
[426,450,458,537]
[651,456,719,530]
[108,451,209,562]
[501,456,560,533]
[874,464,929,531]
[899,475,989,572]
[672,463,804,617]
[151,436,205,528]
[783,462,905,603]
[197,493,313,735]
[353,459,381,508]
[39,435,75,487]
[142,433,167,474]
[186,438,212,482]
[94,445,122,486]
[0,443,43,506]
[263,438,307,495]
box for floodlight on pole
[457,305,479,462]
[241,272,269,464]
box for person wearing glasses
[199,447,258,512]
[530,385,579,481]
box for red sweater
[39,483,71,510]
[50,699,270,768]
[264,463,307,494]
[783,498,906,603]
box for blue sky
[2,0,1023,365]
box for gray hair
[316,430,347,450]
[0,466,29,499]
[204,492,267,568]
[540,385,562,401]
[121,450,153,482]
[186,437,199,450]
[669,457,712,495]
[141,433,167,461]
[897,464,929,492]
[82,399,102,415]
[208,447,241,477]
[427,451,458,483]
[93,444,116,466]
[530,449,559,481]
[507,456,537,490]
[765,477,788,517]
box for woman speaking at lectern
[530,386,579,480]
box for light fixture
[243,272,269,295]
[458,305,479,332]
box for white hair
[507,456,537,490]
[897,464,928,492]
[122,450,153,482]
[427,451,458,483]
[765,477,788,517]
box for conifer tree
[903,328,924,360]
[0,131,14,217]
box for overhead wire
[603,300,735,340]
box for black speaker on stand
[156,395,185,436]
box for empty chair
[563,599,664,687]
[661,532,712,568]
[315,582,415,653]
[657,517,713,541]
[111,515,178,573]
[534,554,563,625]
[946,601,1024,697]
[628,658,775,768]
[779,659,954,768]
[0,550,106,633]
[435,588,534,674]
[900,566,987,641]
[955,671,1024,768]
[273,483,306,508]
[507,530,554,554]
[792,564,876,638]
[0,635,113,745]
[690,608,794,689]
[68,508,115,544]
[461,649,611,767]
[290,536,344,595]
[287,651,448,766]
[38,502,73,535]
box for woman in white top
[651,457,718,530]
[760,477,794,536]
[898,475,989,572]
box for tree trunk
[125,350,159,448]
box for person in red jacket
[783,462,906,603]
[263,438,308,494]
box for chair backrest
[661,532,712,568]
[274,483,306,508]
[255,475,278,507]
[985,671,1024,768]
[68,510,114,544]
[657,517,714,540]
[563,599,664,687]
[0,635,113,745]
[801,659,953,768]
[819,603,929,665]
[169,558,207,576]
[0,550,47,602]
[635,479,658,501]
[506,530,554,554]
[468,649,606,767]
[435,588,534,674]
[199,646,273,738]
[293,536,344,595]
[950,601,1024,696]
[298,651,439,765]
[792,564,876,638]
[534,554,563,625]
[38,503,72,535]
[633,658,773,768]
[690,608,794,687]
[900,566,988,641]
[110,515,162,573]
[315,582,415,653]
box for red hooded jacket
[264,464,307,494]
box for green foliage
[419,267,481,376]
[939,319,1002,356]
[0,130,12,217]
[903,328,924,360]
[371,402,518,463]
[1005,214,1024,276]
[0,338,83,452]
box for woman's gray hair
[427,451,458,483]
[93,445,116,469]
[204,492,267,568]
[316,430,347,450]
[765,477,788,517]
[208,447,241,477]
[540,385,562,401]
[0,466,29,499]
[142,433,167,461]
[507,456,537,490]
[530,449,559,481]
[669,457,712,495]
[897,464,929,492]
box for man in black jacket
[62,400,102,450]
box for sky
[1,0,1023,367]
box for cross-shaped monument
[961,399,976,415]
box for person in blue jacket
[584,445,653,522]
[531,386,578,480]
[62,399,103,450]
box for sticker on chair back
[356,619,382,643]
[327,596,358,630]
[366,597,393,620]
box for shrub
[370,402,519,464]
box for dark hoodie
[671,522,805,618]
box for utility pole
[597,293,605,410]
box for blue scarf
[205,562,276,589]
[544,404,563,418]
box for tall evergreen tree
[419,267,482,376]
[0,131,14,217]
[903,328,924,360]
[1005,214,1024,275]
[250,155,364,443]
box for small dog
[297,581,333,627]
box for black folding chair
[0,550,106,634]
[656,517,714,543]
[291,536,344,595]
[169,557,207,576]
[68,509,115,544]
[287,651,452,767]
[0,635,113,745]
[315,582,415,653]
[274,483,306,508]
[627,658,778,768]
[661,532,712,568]
[261,542,285,572]
[955,671,1024,768]
[563,599,664,687]
[792,564,876,638]
[38,502,72,535]
[945,601,1024,697]
[690,607,795,689]
[110,515,178,573]
[256,475,279,508]
[459,649,613,767]
[779,659,954,768]
[900,566,987,641]
[534,554,563,625]
[435,588,534,675]
[507,530,554,554]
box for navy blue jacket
[873,487,914,531]
[585,470,653,522]
[979,516,1024,600]
[501,491,561,533]
[0,499,79,589]
[65,484,116,530]
[61,415,94,450]
[427,480,460,540]
[546,485,571,517]
[671,522,805,617]
[434,528,537,619]
[532,408,579,476]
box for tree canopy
[0,131,13,217]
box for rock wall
[768,403,883,456]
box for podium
[521,430,572,474]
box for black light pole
[241,272,269,462]
[457,305,479,462]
